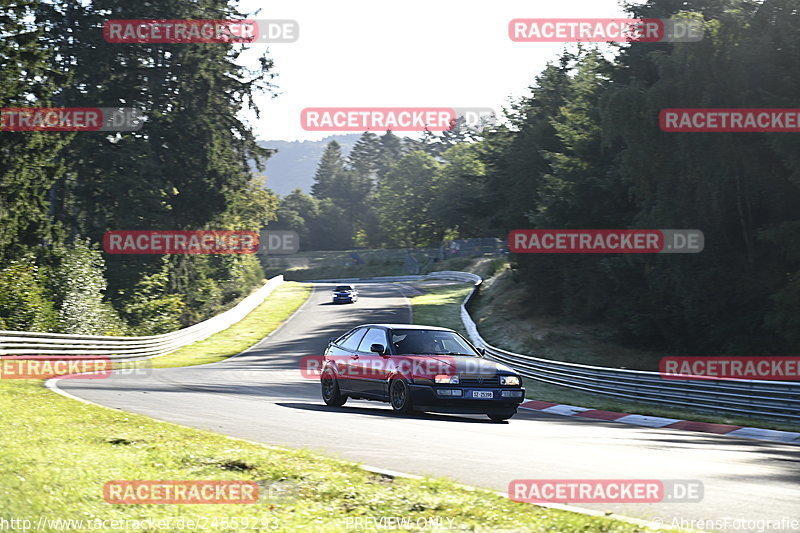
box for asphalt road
[56,282,800,532]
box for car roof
[358,324,455,332]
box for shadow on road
[275,401,498,424]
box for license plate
[472,391,493,399]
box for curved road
[56,282,800,532]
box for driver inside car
[393,332,441,355]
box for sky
[236,0,635,141]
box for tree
[272,189,319,250]
[375,151,442,247]
[311,141,346,199]
[347,132,382,181]
[479,54,573,233]
[433,143,489,237]
[0,0,70,262]
[376,131,405,177]
[0,258,58,332]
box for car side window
[356,328,388,353]
[339,327,368,351]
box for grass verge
[0,281,661,532]
[409,283,473,335]
[0,379,659,532]
[410,282,800,433]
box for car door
[330,327,368,393]
[354,327,390,397]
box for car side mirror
[328,337,337,346]
[478,347,486,357]
[370,343,386,355]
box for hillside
[256,135,360,196]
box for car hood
[406,355,517,376]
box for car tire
[487,413,514,422]
[389,378,413,414]
[321,370,347,407]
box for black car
[321,324,525,422]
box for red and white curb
[519,400,800,445]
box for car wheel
[389,379,413,414]
[321,370,347,407]
[487,413,514,422]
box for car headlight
[500,375,520,386]
[435,374,459,384]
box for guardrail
[0,276,285,361]
[431,270,800,423]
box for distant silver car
[332,285,358,303]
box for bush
[0,258,58,332]
[121,258,185,335]
[50,239,127,335]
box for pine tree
[347,132,382,181]
[0,0,71,261]
[311,140,345,199]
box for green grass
[148,282,310,369]
[409,283,473,335]
[0,380,660,532]
[0,277,666,532]
[410,282,800,433]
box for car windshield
[334,286,353,291]
[390,329,478,356]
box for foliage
[0,258,58,332]
[50,239,126,335]
[0,0,279,334]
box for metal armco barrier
[427,270,800,423]
[0,276,285,361]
